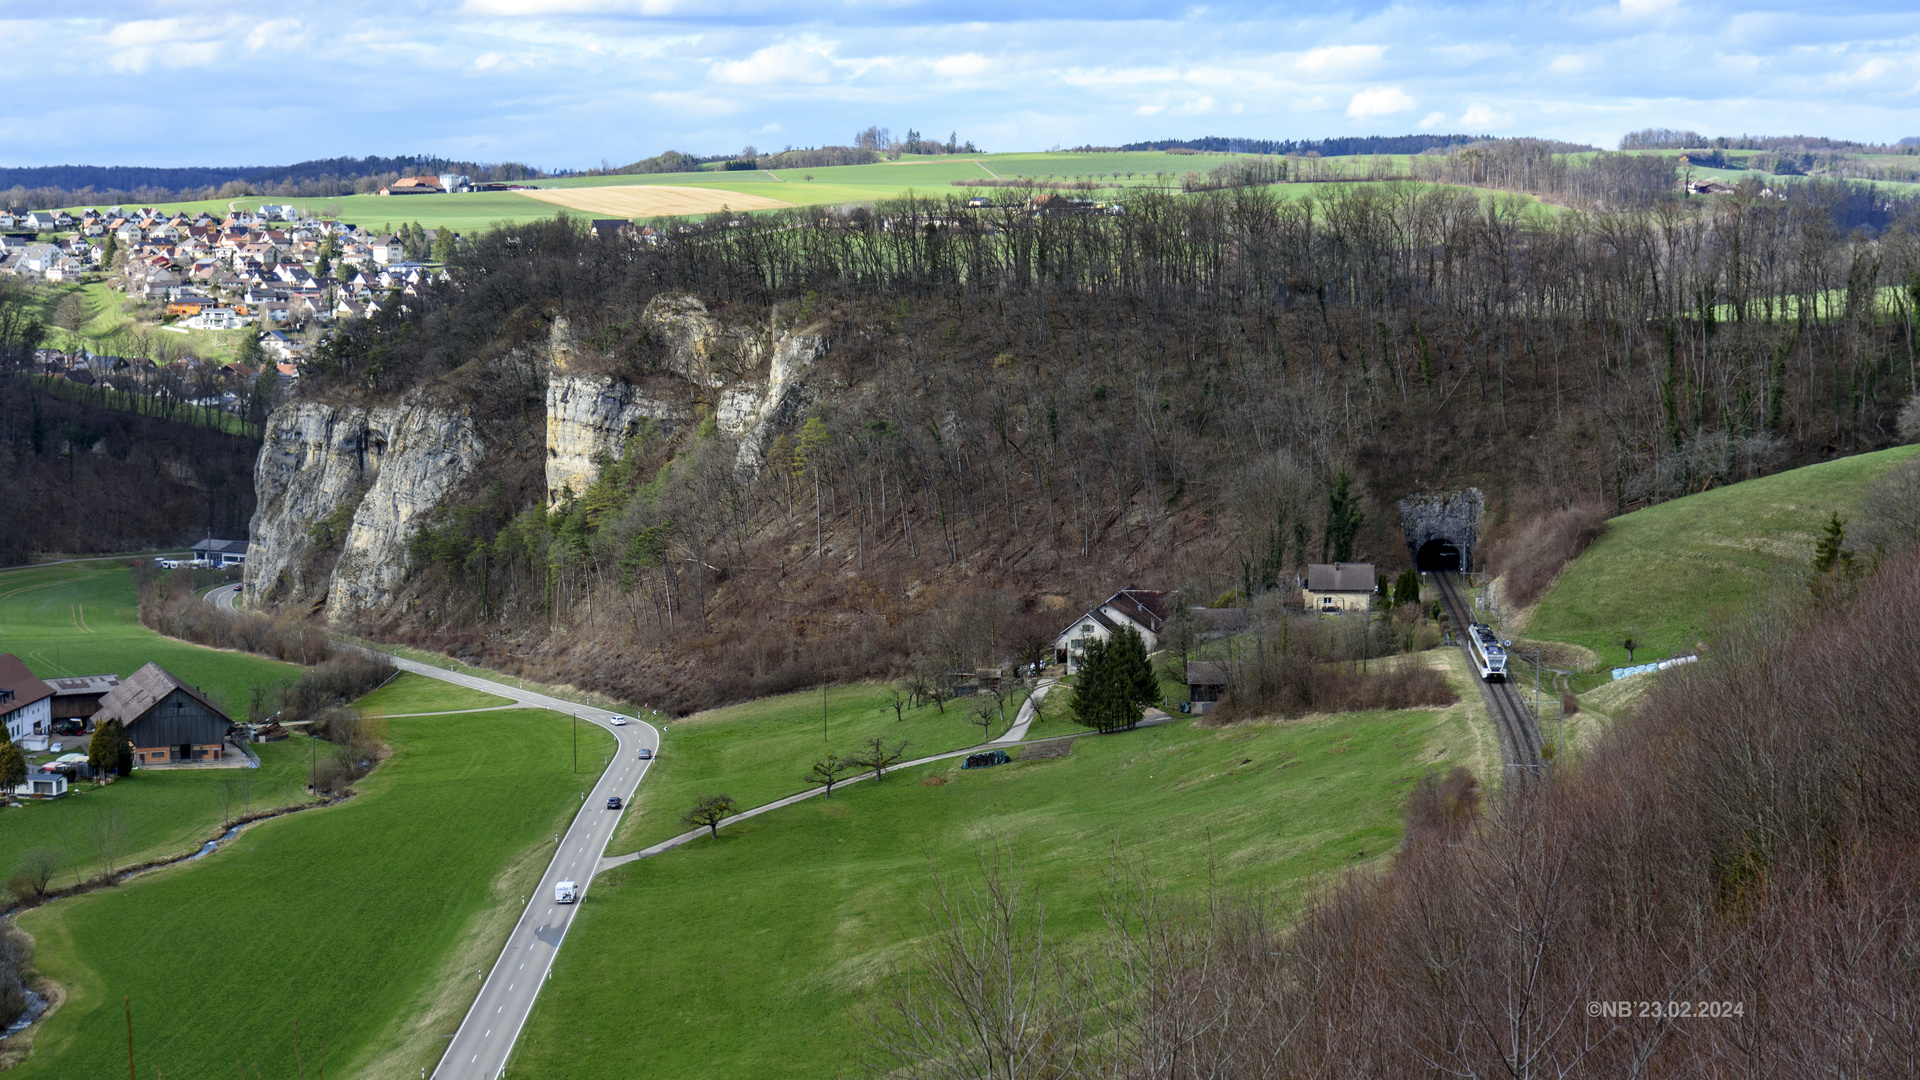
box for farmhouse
[0,653,55,741]
[1303,562,1377,613]
[1052,588,1171,673]
[92,663,235,765]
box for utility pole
[572,713,578,773]
[822,684,829,744]
[125,996,135,1080]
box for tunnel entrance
[1416,538,1462,571]
[1397,489,1484,574]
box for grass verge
[354,670,512,714]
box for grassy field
[515,675,1487,1079]
[12,706,615,1079]
[34,281,252,364]
[0,559,302,717]
[609,682,1025,853]
[1527,445,1920,669]
[354,670,512,714]
[0,734,319,886]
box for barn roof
[93,663,228,728]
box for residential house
[1051,588,1173,672]
[369,235,406,264]
[0,653,55,741]
[1302,563,1378,613]
[17,243,61,275]
[589,219,633,239]
[91,662,235,765]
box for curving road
[207,582,659,1079]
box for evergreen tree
[1067,626,1159,733]
[1810,511,1856,579]
[431,227,456,264]
[88,719,128,779]
[0,739,25,795]
[1324,470,1365,562]
[1393,567,1421,608]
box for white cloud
[1347,85,1416,117]
[709,40,838,85]
[933,52,994,78]
[1619,0,1679,15]
[459,0,678,14]
[1293,44,1384,78]
[1549,54,1589,75]
[1417,110,1447,129]
[1459,103,1514,128]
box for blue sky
[3,1,1918,168]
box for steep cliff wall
[247,397,485,625]
[543,295,826,503]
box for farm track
[1434,572,1546,782]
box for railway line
[1432,571,1547,780]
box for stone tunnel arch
[1397,489,1484,573]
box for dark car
[637,748,653,760]
[607,796,622,810]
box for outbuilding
[1185,661,1229,714]
[91,663,234,766]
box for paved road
[989,678,1056,744]
[0,551,191,574]
[206,581,659,1079]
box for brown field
[515,185,792,218]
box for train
[1466,624,1509,682]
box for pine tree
[1067,626,1158,733]
[88,719,124,779]
[1324,470,1365,562]
[1810,511,1855,580]
[1393,567,1422,608]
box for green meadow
[0,559,301,717]
[516,691,1484,1079]
[353,670,512,714]
[13,707,614,1080]
[608,682,1023,853]
[1527,445,1920,669]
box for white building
[1051,589,1172,673]
[1,653,54,741]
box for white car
[610,716,627,726]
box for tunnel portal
[1398,489,1484,574]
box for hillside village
[0,196,455,415]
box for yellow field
[515,184,793,218]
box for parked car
[607,795,622,810]
[637,748,653,760]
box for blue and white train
[1467,624,1509,682]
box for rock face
[543,295,826,503]
[246,398,485,625]
[1398,488,1485,572]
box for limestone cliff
[247,397,485,625]
[543,296,826,503]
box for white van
[554,880,578,904]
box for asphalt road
[206,582,659,1079]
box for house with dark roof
[1185,661,1229,713]
[1051,588,1172,673]
[0,653,55,742]
[1302,562,1377,613]
[191,538,250,566]
[91,663,235,765]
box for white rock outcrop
[545,375,690,505]
[247,398,485,625]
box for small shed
[1185,661,1229,714]
[47,673,122,732]
[92,663,234,765]
[11,772,68,799]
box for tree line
[289,166,1920,709]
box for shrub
[1484,501,1610,608]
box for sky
[3,0,1919,169]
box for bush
[137,568,331,664]
[276,653,396,725]
[1484,501,1610,608]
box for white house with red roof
[0,652,55,742]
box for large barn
[91,663,235,765]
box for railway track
[1433,571,1546,780]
